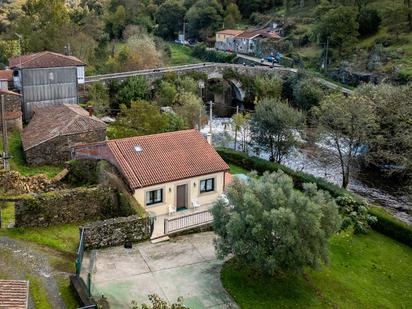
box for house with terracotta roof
[234,26,282,55]
[73,130,230,217]
[215,29,244,51]
[22,104,106,165]
[9,51,85,121]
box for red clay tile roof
[0,69,13,81]
[0,280,29,309]
[22,104,106,151]
[236,27,281,40]
[105,130,229,189]
[9,51,85,69]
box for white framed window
[200,178,215,193]
[146,189,163,206]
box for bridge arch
[206,71,245,101]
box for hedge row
[369,207,412,247]
[218,147,412,247]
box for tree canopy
[212,171,341,275]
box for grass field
[168,43,201,65]
[221,231,412,309]
[0,131,62,178]
[229,163,250,175]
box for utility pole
[207,101,213,145]
[234,105,239,151]
[324,37,329,72]
[1,94,10,171]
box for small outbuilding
[22,104,106,165]
[9,51,86,121]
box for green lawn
[0,202,15,228]
[0,131,62,178]
[221,231,412,309]
[229,163,250,175]
[168,43,201,65]
[0,223,80,254]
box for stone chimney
[86,106,94,117]
[207,132,212,145]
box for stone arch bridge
[85,63,353,101]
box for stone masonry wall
[0,94,23,132]
[14,186,123,227]
[25,129,106,166]
[82,215,152,249]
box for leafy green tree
[251,98,304,163]
[292,78,324,111]
[355,84,412,177]
[109,100,169,138]
[87,82,110,116]
[314,93,377,188]
[118,76,150,106]
[186,0,223,40]
[155,0,186,39]
[173,91,204,128]
[254,75,283,101]
[358,8,381,37]
[105,5,127,39]
[232,112,250,152]
[224,3,241,28]
[155,81,178,106]
[11,0,71,52]
[315,5,359,55]
[212,171,341,275]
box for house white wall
[133,171,226,216]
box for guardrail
[164,210,213,234]
[75,228,85,277]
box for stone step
[150,235,170,244]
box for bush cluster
[218,148,412,246]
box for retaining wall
[82,215,152,249]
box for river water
[202,118,412,224]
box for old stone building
[0,89,23,132]
[22,104,106,165]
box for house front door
[176,184,188,211]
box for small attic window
[134,145,143,153]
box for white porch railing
[164,210,213,234]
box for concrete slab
[93,247,150,283]
[88,232,238,309]
[138,239,205,272]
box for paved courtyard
[84,232,238,309]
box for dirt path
[0,236,67,309]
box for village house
[22,104,106,166]
[73,129,230,217]
[215,29,244,52]
[216,24,282,56]
[9,51,85,121]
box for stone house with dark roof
[22,104,106,165]
[73,130,229,216]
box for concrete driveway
[86,232,238,309]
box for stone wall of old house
[25,129,106,166]
[14,185,136,227]
[0,94,23,132]
[82,215,152,249]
